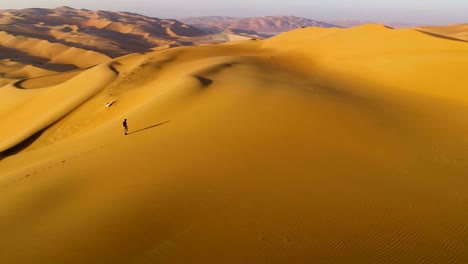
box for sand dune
[0,25,467,264]
[1,64,56,79]
[264,25,468,102]
[417,24,468,41]
[0,30,109,86]
[0,63,118,152]
[0,31,110,68]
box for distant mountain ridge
[180,16,342,35]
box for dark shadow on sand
[195,76,214,87]
[415,30,468,42]
[0,45,79,74]
[127,121,170,135]
[0,129,45,161]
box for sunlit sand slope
[0,25,467,264]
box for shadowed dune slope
[0,25,468,264]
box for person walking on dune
[123,119,128,135]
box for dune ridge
[0,24,467,263]
[417,24,468,41]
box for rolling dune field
[0,25,467,263]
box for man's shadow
[128,121,170,135]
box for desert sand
[0,25,467,263]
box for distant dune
[180,16,341,35]
[0,22,467,263]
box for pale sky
[0,0,467,24]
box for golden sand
[0,25,467,263]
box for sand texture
[0,25,467,263]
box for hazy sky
[0,0,467,24]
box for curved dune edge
[0,25,467,263]
[0,63,118,152]
[13,68,87,89]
